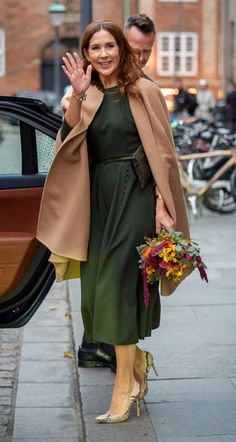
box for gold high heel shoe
[140,351,158,399]
[95,380,141,424]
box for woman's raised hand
[62,52,92,97]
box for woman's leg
[108,344,137,414]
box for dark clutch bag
[131,144,152,189]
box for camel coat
[36,78,190,296]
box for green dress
[80,86,160,345]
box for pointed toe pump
[95,380,141,424]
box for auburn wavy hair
[81,20,143,97]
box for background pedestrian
[195,78,215,122]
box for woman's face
[84,30,120,85]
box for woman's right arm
[61,52,92,128]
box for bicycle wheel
[190,159,204,179]
[230,168,236,201]
[203,188,236,213]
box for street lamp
[48,0,66,99]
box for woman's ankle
[114,376,136,394]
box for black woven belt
[95,156,132,164]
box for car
[0,96,62,327]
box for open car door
[0,97,62,327]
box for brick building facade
[0,0,232,98]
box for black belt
[94,155,132,164]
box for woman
[37,20,189,423]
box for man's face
[126,26,155,67]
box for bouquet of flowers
[137,230,208,306]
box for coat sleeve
[61,87,73,113]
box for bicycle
[177,148,236,218]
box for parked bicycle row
[171,117,236,218]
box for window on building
[157,32,198,76]
[0,28,6,77]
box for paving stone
[0,414,9,425]
[159,437,236,442]
[0,327,21,439]
[148,401,234,438]
[18,360,73,383]
[13,407,79,439]
[1,331,21,342]
[79,365,114,387]
[145,378,236,403]
[0,396,12,406]
[13,439,80,442]
[48,288,68,299]
[230,378,236,388]
[80,385,113,415]
[82,410,158,442]
[0,406,11,414]
[0,379,14,387]
[28,311,72,327]
[191,304,236,320]
[0,387,12,397]
[0,350,20,358]
[36,298,69,312]
[21,342,74,361]
[0,424,8,437]
[0,359,17,370]
[22,325,71,343]
[162,288,236,306]
[0,371,15,379]
[15,383,74,408]
[2,342,20,350]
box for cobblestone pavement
[0,328,22,440]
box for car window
[0,114,22,174]
[36,130,56,173]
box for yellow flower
[160,245,177,263]
[146,266,154,276]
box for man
[124,14,155,68]
[63,14,156,371]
